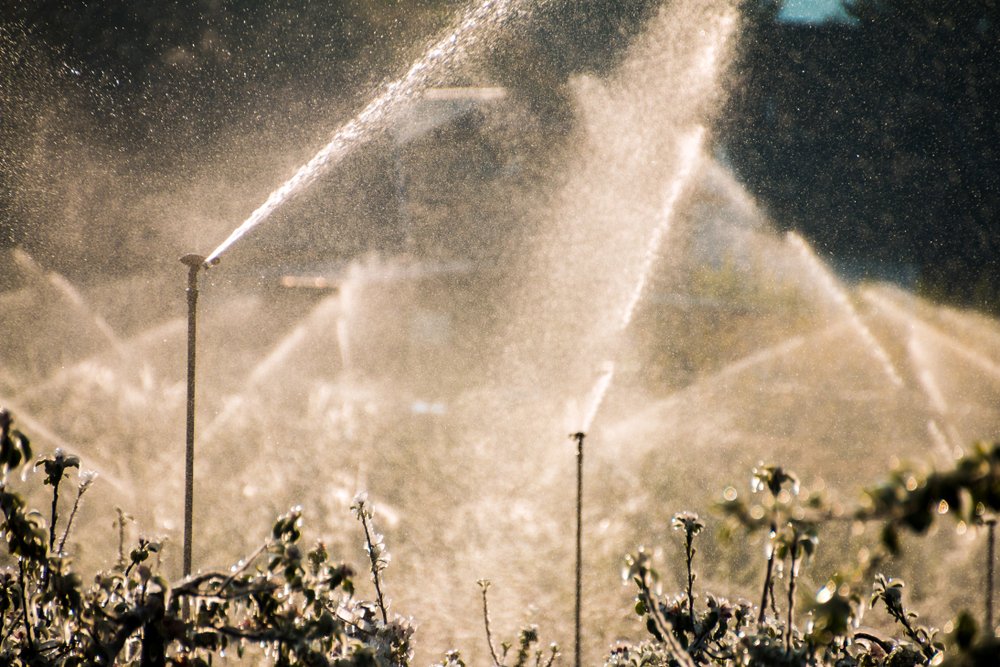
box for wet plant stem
[40,477,62,588]
[48,477,61,552]
[769,577,779,618]
[0,610,22,646]
[758,519,778,627]
[987,519,996,634]
[785,537,800,652]
[115,508,129,570]
[18,560,33,651]
[479,581,501,667]
[884,597,935,661]
[572,432,585,667]
[359,509,388,624]
[684,530,696,625]
[219,542,269,593]
[57,479,93,556]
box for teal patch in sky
[779,0,855,24]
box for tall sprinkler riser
[570,431,585,667]
[180,253,207,582]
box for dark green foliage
[858,442,1000,554]
[0,409,31,472]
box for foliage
[0,409,416,666]
[858,442,1000,557]
[4,405,1000,665]
[611,451,1000,666]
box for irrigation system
[180,253,206,581]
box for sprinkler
[570,431,585,667]
[180,253,206,581]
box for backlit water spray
[618,7,735,332]
[579,362,615,433]
[568,9,735,436]
[199,294,345,444]
[787,231,904,388]
[619,125,706,331]
[203,0,543,267]
[863,287,1000,383]
[12,249,124,356]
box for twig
[18,560,34,650]
[546,644,559,667]
[786,537,800,652]
[478,580,502,666]
[57,473,96,556]
[855,631,893,653]
[758,520,777,626]
[0,609,24,646]
[660,620,698,667]
[357,503,388,624]
[219,542,269,593]
[684,530,696,625]
[115,508,130,571]
[768,576,779,618]
[48,477,61,552]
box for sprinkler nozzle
[180,254,207,269]
[203,256,221,270]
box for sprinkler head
[180,254,207,269]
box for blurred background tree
[722,0,1000,311]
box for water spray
[788,233,904,389]
[201,0,542,267]
[619,126,706,331]
[179,253,206,581]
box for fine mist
[3,1,1000,665]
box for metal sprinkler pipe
[180,253,206,581]
[570,431,585,667]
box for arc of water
[926,419,962,462]
[199,294,346,443]
[786,232,905,389]
[906,331,964,454]
[0,396,131,495]
[15,318,185,404]
[619,125,706,331]
[12,249,125,356]
[863,287,1000,383]
[204,0,541,266]
[579,362,615,433]
[579,9,736,433]
[616,7,737,332]
[658,327,839,405]
[860,288,990,456]
[604,323,850,452]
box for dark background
[2,0,998,311]
[723,0,1000,311]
